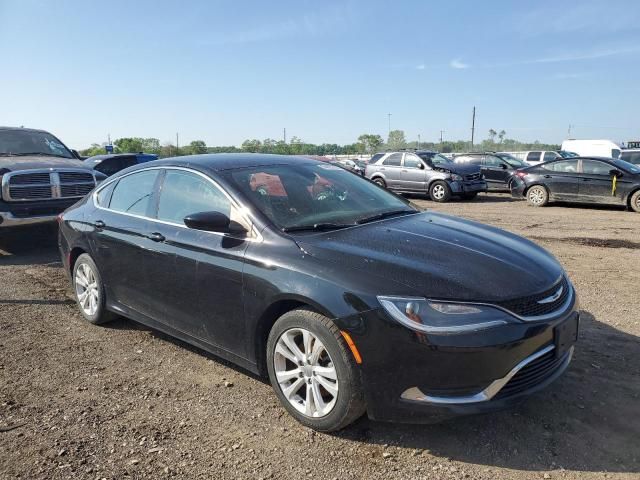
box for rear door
[578,159,621,204]
[89,169,163,316]
[400,153,428,191]
[538,160,580,199]
[379,153,404,188]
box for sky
[1,0,640,149]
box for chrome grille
[1,169,96,202]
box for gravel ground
[0,194,639,480]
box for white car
[560,139,621,159]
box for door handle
[401,169,408,172]
[94,220,106,229]
[543,175,552,178]
[147,232,165,242]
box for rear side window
[383,153,402,166]
[109,170,159,216]
[95,181,116,207]
[543,160,578,173]
[157,170,231,224]
[527,152,542,162]
[543,152,557,162]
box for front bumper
[0,198,78,228]
[338,295,579,424]
[450,180,488,195]
[0,210,58,227]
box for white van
[560,139,621,159]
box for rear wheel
[373,177,386,188]
[266,309,365,432]
[73,253,116,325]
[526,185,549,207]
[630,190,640,213]
[429,181,452,203]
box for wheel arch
[524,182,550,197]
[68,246,88,274]
[625,186,640,208]
[253,296,335,376]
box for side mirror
[419,163,425,170]
[500,163,508,170]
[183,211,247,235]
[72,149,82,160]
[609,169,622,177]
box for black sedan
[511,156,640,212]
[59,154,579,431]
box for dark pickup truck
[0,127,104,228]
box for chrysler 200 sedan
[59,154,579,431]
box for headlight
[450,174,463,181]
[377,296,510,334]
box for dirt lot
[1,194,639,480]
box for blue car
[84,153,158,177]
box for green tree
[498,130,506,144]
[357,134,384,154]
[387,130,406,150]
[189,140,207,155]
[114,137,144,153]
[241,139,262,153]
[488,129,497,145]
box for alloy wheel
[528,188,545,205]
[432,184,445,200]
[75,262,99,316]
[273,328,338,418]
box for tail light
[515,171,528,178]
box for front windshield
[612,159,640,174]
[497,154,526,167]
[0,129,73,158]
[227,163,417,230]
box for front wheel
[526,185,549,207]
[429,181,452,202]
[266,309,365,431]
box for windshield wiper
[282,222,355,233]
[356,209,417,225]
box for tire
[72,253,117,325]
[462,192,478,200]
[630,190,640,213]
[373,177,386,188]
[429,181,452,203]
[266,308,366,432]
[526,185,549,207]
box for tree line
[80,130,560,158]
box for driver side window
[403,154,423,169]
[484,155,504,167]
[581,160,612,175]
[157,170,231,224]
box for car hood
[0,155,85,172]
[433,163,480,176]
[295,212,563,302]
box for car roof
[130,153,320,172]
[0,126,51,134]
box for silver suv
[365,151,487,202]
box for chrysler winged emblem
[537,286,563,304]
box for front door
[147,169,250,355]
[400,153,428,191]
[578,159,622,204]
[483,154,512,189]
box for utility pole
[567,124,573,138]
[439,130,445,145]
[176,132,179,155]
[471,106,476,150]
[387,113,392,137]
[417,134,421,149]
[283,128,287,143]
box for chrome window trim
[1,168,98,202]
[92,166,263,242]
[401,344,573,405]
